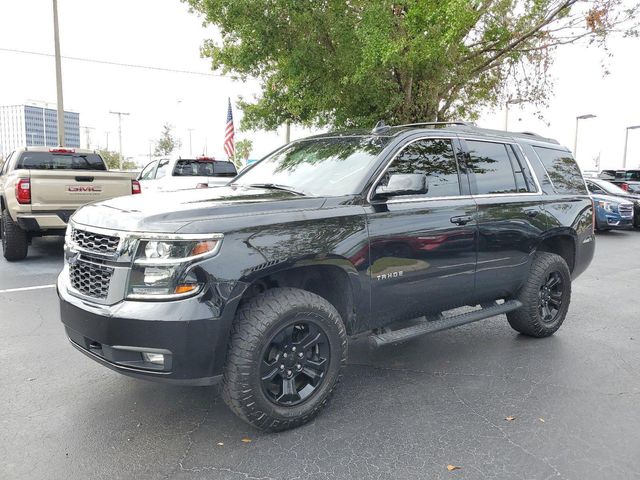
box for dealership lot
[1,232,639,480]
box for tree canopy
[186,0,638,130]
[98,150,136,170]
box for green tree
[154,123,181,156]
[98,150,137,170]
[233,138,254,168]
[185,0,637,129]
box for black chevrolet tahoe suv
[58,122,595,431]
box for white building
[0,104,80,159]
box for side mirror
[375,173,428,198]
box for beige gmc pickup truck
[0,147,140,261]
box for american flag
[223,98,235,159]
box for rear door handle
[450,215,473,225]
[75,176,94,182]
[525,209,540,218]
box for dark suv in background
[58,122,594,431]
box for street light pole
[504,98,524,130]
[623,125,640,169]
[81,125,94,149]
[187,128,195,156]
[573,114,597,161]
[52,0,65,146]
[109,111,130,170]
[105,131,110,150]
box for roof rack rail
[395,121,475,128]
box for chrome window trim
[366,135,461,204]
[367,136,545,204]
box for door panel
[365,136,478,327]
[473,196,546,300]
[366,199,478,326]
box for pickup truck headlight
[127,236,222,299]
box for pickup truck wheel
[507,252,571,337]
[223,287,347,432]
[1,210,29,261]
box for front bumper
[57,274,232,385]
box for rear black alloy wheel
[538,271,564,324]
[260,320,330,407]
[223,287,347,431]
[507,252,571,337]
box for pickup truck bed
[0,147,139,260]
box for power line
[0,47,232,78]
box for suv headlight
[127,235,222,299]
[597,201,616,213]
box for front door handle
[525,209,540,218]
[450,215,473,225]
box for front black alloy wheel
[260,321,330,406]
[223,288,347,431]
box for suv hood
[71,185,327,233]
[591,193,634,205]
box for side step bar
[369,300,523,347]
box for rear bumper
[57,274,233,385]
[17,210,73,232]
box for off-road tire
[507,252,571,337]
[222,287,347,431]
[1,209,28,261]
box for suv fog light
[142,352,165,366]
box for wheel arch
[235,257,363,335]
[535,230,577,273]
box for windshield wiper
[244,183,306,196]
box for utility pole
[285,122,291,143]
[623,125,640,169]
[109,111,130,170]
[81,126,95,149]
[187,128,195,156]
[52,0,65,146]
[573,114,597,161]
[104,131,110,150]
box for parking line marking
[0,284,56,294]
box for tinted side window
[586,182,605,195]
[379,138,461,198]
[467,141,519,194]
[532,147,587,194]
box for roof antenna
[372,120,389,134]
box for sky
[0,0,639,171]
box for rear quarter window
[17,152,106,171]
[532,147,587,195]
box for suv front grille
[71,228,120,255]
[618,204,633,218]
[69,260,114,300]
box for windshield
[17,152,106,171]
[232,136,389,196]
[596,180,629,196]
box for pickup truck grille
[69,260,114,300]
[619,204,633,218]
[71,228,120,255]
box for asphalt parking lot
[1,231,639,480]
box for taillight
[620,182,629,191]
[16,178,31,204]
[131,179,141,194]
[196,183,208,189]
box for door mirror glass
[375,173,428,197]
